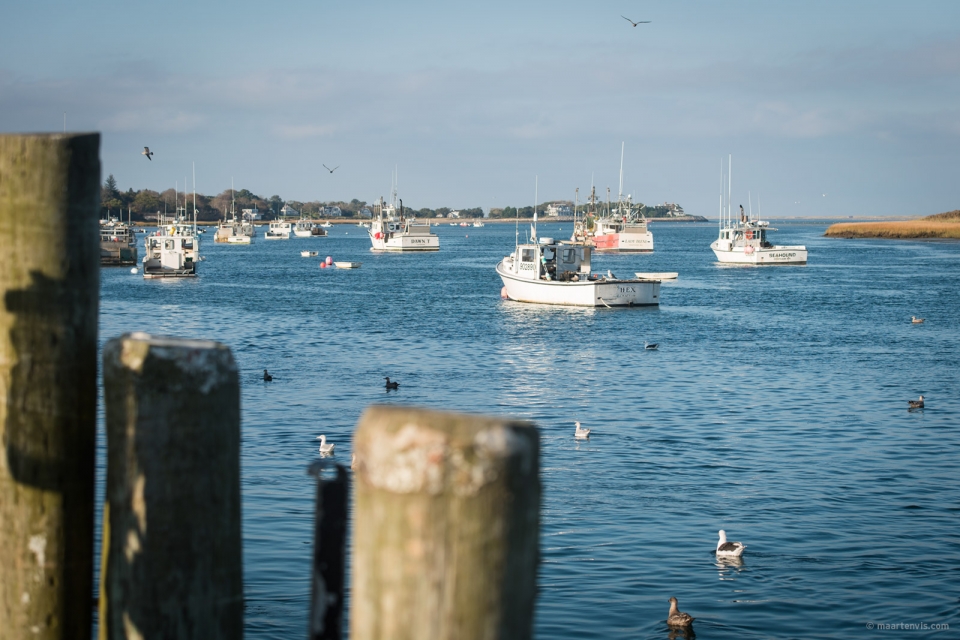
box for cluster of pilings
[0,134,540,640]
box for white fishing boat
[710,156,807,265]
[368,179,439,251]
[497,206,660,307]
[215,183,253,244]
[586,144,654,252]
[264,220,292,240]
[143,211,199,278]
[293,218,326,238]
[319,221,333,228]
[473,220,485,227]
[301,250,318,257]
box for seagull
[323,164,339,174]
[384,376,399,390]
[908,395,924,409]
[142,147,153,161]
[621,15,651,27]
[645,342,659,350]
[574,421,590,439]
[666,597,694,628]
[317,435,335,455]
[263,369,273,382]
[606,269,617,279]
[716,530,746,557]
[911,316,925,324]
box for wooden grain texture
[99,334,243,640]
[308,464,349,640]
[0,133,101,640]
[349,406,540,640]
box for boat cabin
[511,239,592,282]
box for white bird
[911,316,925,324]
[317,434,335,455]
[716,530,746,557]
[142,146,153,161]
[574,421,590,439]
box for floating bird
[142,146,153,161]
[317,435,335,455]
[666,597,695,628]
[384,377,399,390]
[263,369,273,382]
[911,316,925,324]
[621,15,651,27]
[716,530,746,557]
[908,395,924,409]
[645,342,659,350]
[574,421,591,439]
[323,164,339,174]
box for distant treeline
[99,175,682,221]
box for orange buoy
[320,262,327,269]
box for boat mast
[192,163,197,235]
[618,141,624,201]
[727,154,732,227]
[719,158,723,231]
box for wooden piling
[308,463,349,640]
[349,406,540,640]
[0,133,101,639]
[99,333,243,640]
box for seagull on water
[908,395,924,409]
[621,15,651,27]
[384,377,399,390]
[142,147,154,161]
[317,435,335,455]
[323,164,339,174]
[716,530,746,558]
[911,316,925,324]
[574,421,591,439]
[666,597,694,628]
[263,369,273,382]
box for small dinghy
[635,272,678,280]
[301,250,318,257]
[335,261,362,269]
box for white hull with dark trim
[498,261,659,306]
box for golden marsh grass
[825,210,960,239]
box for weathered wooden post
[99,333,243,639]
[307,462,349,640]
[350,406,540,640]
[0,133,101,639]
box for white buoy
[130,267,138,274]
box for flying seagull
[621,15,651,27]
[323,164,339,174]
[142,147,154,161]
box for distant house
[448,210,461,218]
[242,207,262,221]
[323,206,342,217]
[280,204,298,218]
[359,207,373,218]
[663,202,685,217]
[546,203,573,217]
[436,213,445,218]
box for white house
[323,206,342,217]
[280,204,298,218]
[359,207,373,218]
[448,210,460,218]
[242,207,262,221]
[546,203,573,217]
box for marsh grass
[825,210,960,239]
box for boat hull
[497,261,659,307]
[592,230,654,252]
[711,243,807,265]
[369,235,439,251]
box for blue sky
[3,0,959,216]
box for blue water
[96,222,960,639]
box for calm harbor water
[96,221,960,639]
